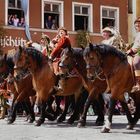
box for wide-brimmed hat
[134,17,140,24]
[102,27,114,33]
[41,33,50,43]
[58,27,68,35]
[102,27,114,36]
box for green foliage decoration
[76,30,90,48]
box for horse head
[0,53,14,81]
[0,54,7,73]
[83,44,102,80]
[14,46,31,70]
[59,47,76,76]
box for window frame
[5,0,29,27]
[42,0,64,29]
[100,5,119,32]
[72,2,93,32]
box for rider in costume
[40,33,51,56]
[49,27,71,90]
[49,27,71,61]
[49,27,71,75]
[101,26,126,52]
[127,17,140,92]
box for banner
[21,0,31,41]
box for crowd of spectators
[45,16,58,30]
[8,14,25,27]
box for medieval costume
[127,17,140,92]
[49,27,71,91]
[101,27,126,52]
[49,27,71,75]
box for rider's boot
[51,75,63,95]
[131,74,140,93]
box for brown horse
[59,47,105,127]
[13,46,84,126]
[0,54,36,124]
[7,71,36,124]
[83,43,139,132]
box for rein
[97,52,126,79]
[87,50,127,81]
[105,57,126,79]
[59,51,77,72]
[86,63,106,81]
[8,70,30,85]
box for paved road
[0,115,140,140]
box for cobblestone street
[0,115,140,140]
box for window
[101,6,119,30]
[72,2,93,32]
[43,0,63,30]
[7,0,25,27]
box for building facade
[0,0,128,49]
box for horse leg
[43,96,61,121]
[77,88,92,127]
[93,94,105,126]
[7,101,20,124]
[45,95,62,121]
[132,103,140,127]
[101,98,116,133]
[11,90,35,124]
[57,96,71,123]
[20,101,30,121]
[53,96,62,117]
[67,90,87,124]
[44,95,56,121]
[120,101,135,130]
[128,92,140,129]
[23,99,35,123]
[77,96,91,127]
[46,96,55,115]
[35,101,46,126]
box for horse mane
[0,54,14,73]
[6,55,15,70]
[84,43,127,61]
[62,47,83,60]
[15,47,47,68]
[62,47,87,74]
[72,47,83,58]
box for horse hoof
[95,121,104,126]
[7,118,15,124]
[35,119,44,126]
[126,124,134,130]
[101,127,110,133]
[24,115,30,122]
[67,119,74,124]
[77,122,86,128]
[28,118,35,123]
[45,112,56,121]
[57,116,66,123]
[77,119,86,128]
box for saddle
[50,58,79,78]
[127,56,135,85]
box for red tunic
[50,36,71,59]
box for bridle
[86,64,105,81]
[59,50,77,73]
[14,50,31,70]
[86,50,106,81]
[86,50,126,81]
